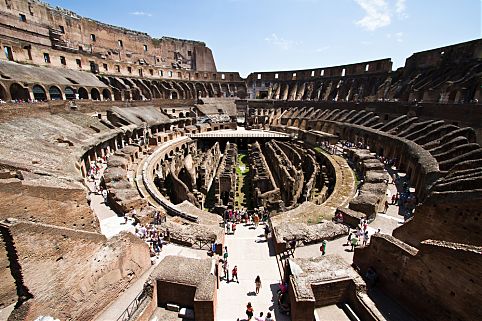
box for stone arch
[111,88,122,101]
[49,86,63,100]
[179,112,185,118]
[78,87,89,99]
[32,84,47,101]
[65,87,76,100]
[10,83,30,101]
[131,88,141,101]
[91,88,101,100]
[448,90,458,103]
[102,89,112,100]
[0,82,8,101]
[171,91,178,99]
[151,85,161,99]
[195,83,207,98]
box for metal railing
[116,284,152,321]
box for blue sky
[47,0,481,77]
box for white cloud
[395,0,406,15]
[394,31,404,42]
[129,11,152,17]
[264,33,300,50]
[354,0,408,31]
[387,32,404,42]
[354,0,391,31]
[315,45,331,52]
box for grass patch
[313,147,325,155]
[236,153,249,175]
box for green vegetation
[236,154,249,175]
[313,146,325,155]
[235,152,253,210]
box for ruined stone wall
[246,39,481,104]
[0,176,98,232]
[196,142,221,194]
[0,0,247,103]
[168,151,199,207]
[393,191,482,247]
[248,141,281,210]
[264,140,303,207]
[354,234,482,321]
[104,145,148,215]
[276,141,320,202]
[4,221,150,321]
[0,234,17,309]
[0,0,221,73]
[214,142,237,208]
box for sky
[46,0,481,77]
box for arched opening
[32,85,46,101]
[78,87,89,99]
[131,88,141,100]
[151,86,161,98]
[65,87,76,100]
[49,86,63,100]
[10,83,30,101]
[448,90,458,103]
[91,88,101,100]
[102,89,112,100]
[112,88,122,101]
[124,90,131,101]
[0,83,7,101]
[179,112,184,118]
[171,91,178,99]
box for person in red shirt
[232,265,239,283]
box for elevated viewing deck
[188,127,292,139]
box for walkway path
[216,223,289,321]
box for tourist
[254,213,259,227]
[254,312,264,321]
[383,200,389,213]
[264,224,270,239]
[246,302,254,320]
[356,227,362,241]
[351,235,358,251]
[232,222,237,234]
[232,265,239,283]
[320,240,327,255]
[391,194,396,205]
[225,260,230,282]
[166,228,170,243]
[224,246,229,260]
[102,188,108,204]
[265,312,273,321]
[346,232,352,246]
[255,275,262,294]
[363,231,369,246]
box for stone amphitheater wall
[2,220,150,321]
[354,234,482,321]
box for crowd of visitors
[223,208,269,234]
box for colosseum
[0,1,480,321]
